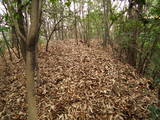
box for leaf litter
[0,39,157,120]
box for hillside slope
[0,39,157,120]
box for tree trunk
[1,31,12,61]
[141,37,159,75]
[60,0,64,41]
[3,0,41,119]
[102,0,110,47]
[85,1,90,47]
[26,0,41,119]
[12,26,21,58]
[74,0,78,44]
[26,49,38,120]
[158,88,160,107]
[127,0,137,67]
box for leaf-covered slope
[0,39,157,120]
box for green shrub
[148,104,160,120]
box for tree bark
[102,0,111,47]
[26,0,41,119]
[26,49,38,120]
[1,31,12,61]
[3,0,41,119]
[74,0,78,44]
[127,0,137,67]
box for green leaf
[155,78,160,84]
[157,43,160,48]
[65,0,71,7]
[13,13,20,19]
[49,0,58,4]
[0,26,9,32]
[148,104,160,120]
[2,14,9,21]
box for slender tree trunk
[102,0,110,47]
[60,0,64,41]
[74,0,78,44]
[12,26,21,58]
[1,31,12,61]
[141,37,158,75]
[158,88,160,107]
[11,26,17,48]
[2,30,20,59]
[85,1,90,47]
[138,25,146,71]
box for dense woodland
[0,0,160,120]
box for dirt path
[37,40,155,120]
[0,39,156,120]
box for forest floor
[0,39,157,120]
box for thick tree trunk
[3,0,41,120]
[127,41,137,67]
[26,50,38,120]
[26,0,41,119]
[127,26,137,67]
[127,0,137,67]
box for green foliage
[150,0,160,16]
[2,14,9,22]
[150,77,160,89]
[65,0,71,7]
[0,13,11,56]
[157,43,160,49]
[49,0,71,7]
[82,9,103,38]
[110,14,118,22]
[155,78,160,84]
[115,18,143,49]
[0,26,9,32]
[0,47,4,56]
[148,104,160,120]
[1,13,11,25]
[138,0,146,5]
[49,0,58,4]
[39,37,46,44]
[114,0,160,80]
[13,12,20,19]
